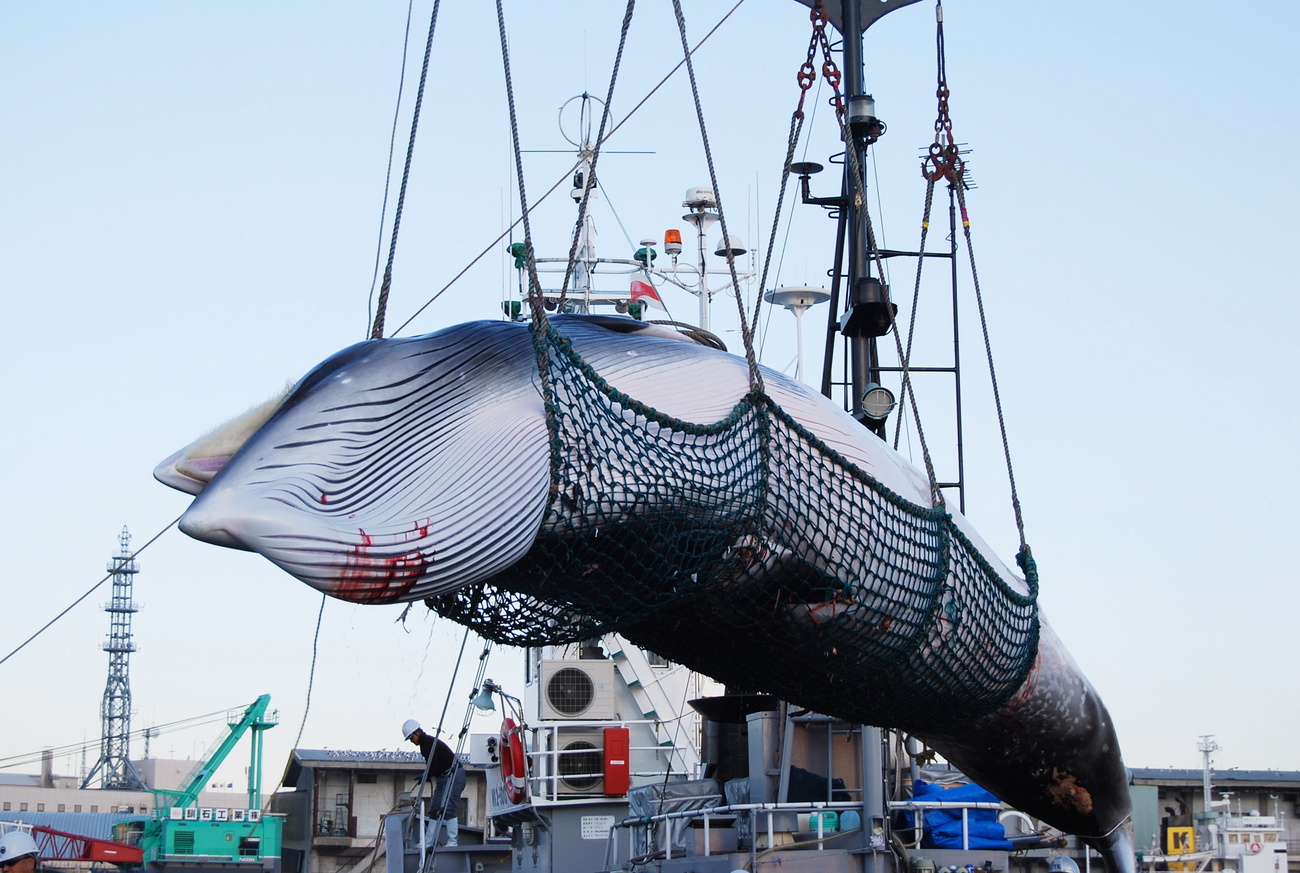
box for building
[1130,768,1300,871]
[271,750,492,873]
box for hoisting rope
[412,630,494,873]
[369,0,444,340]
[954,179,1029,557]
[917,1,1030,558]
[753,4,830,339]
[670,0,764,395]
[492,0,561,440]
[556,2,638,307]
[388,3,744,338]
[894,0,957,453]
[801,1,945,509]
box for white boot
[444,817,458,847]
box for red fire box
[603,726,631,795]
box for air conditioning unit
[539,659,615,720]
[553,730,606,796]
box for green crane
[119,695,283,868]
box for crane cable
[670,0,764,394]
[0,518,179,668]
[555,2,638,307]
[908,1,1032,560]
[369,0,445,340]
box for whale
[157,315,1133,871]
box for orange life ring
[500,717,529,804]
[1248,842,1262,855]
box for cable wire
[0,518,179,668]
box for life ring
[500,717,529,804]
[1248,842,1262,855]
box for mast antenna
[81,526,147,790]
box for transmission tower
[82,526,146,790]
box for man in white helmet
[0,831,40,873]
[403,719,466,848]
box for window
[58,804,65,813]
[20,803,28,812]
[358,773,378,785]
[91,805,99,813]
[74,805,82,813]
[1,803,9,812]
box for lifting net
[427,328,1039,731]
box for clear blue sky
[2,0,1297,791]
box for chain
[921,2,963,186]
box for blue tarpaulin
[911,779,1013,850]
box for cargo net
[428,329,1040,730]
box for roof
[1130,768,1300,786]
[0,812,150,842]
[280,749,426,788]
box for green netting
[427,327,1039,731]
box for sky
[2,0,1298,796]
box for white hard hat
[401,719,422,740]
[1049,857,1081,873]
[0,831,39,864]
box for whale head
[159,321,552,603]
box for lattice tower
[81,526,146,790]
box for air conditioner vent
[539,660,615,720]
[558,738,603,793]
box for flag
[630,276,665,310]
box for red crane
[29,825,143,866]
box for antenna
[81,526,147,790]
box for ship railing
[526,720,695,804]
[604,800,870,869]
[887,799,1006,850]
[604,797,1009,867]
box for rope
[388,3,745,337]
[0,518,179,667]
[261,592,329,810]
[669,0,764,395]
[413,628,482,873]
[893,177,938,451]
[752,5,822,340]
[367,0,420,337]
[557,2,638,305]
[369,0,444,340]
[813,3,945,509]
[955,181,1027,553]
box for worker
[403,719,466,848]
[0,831,40,873]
